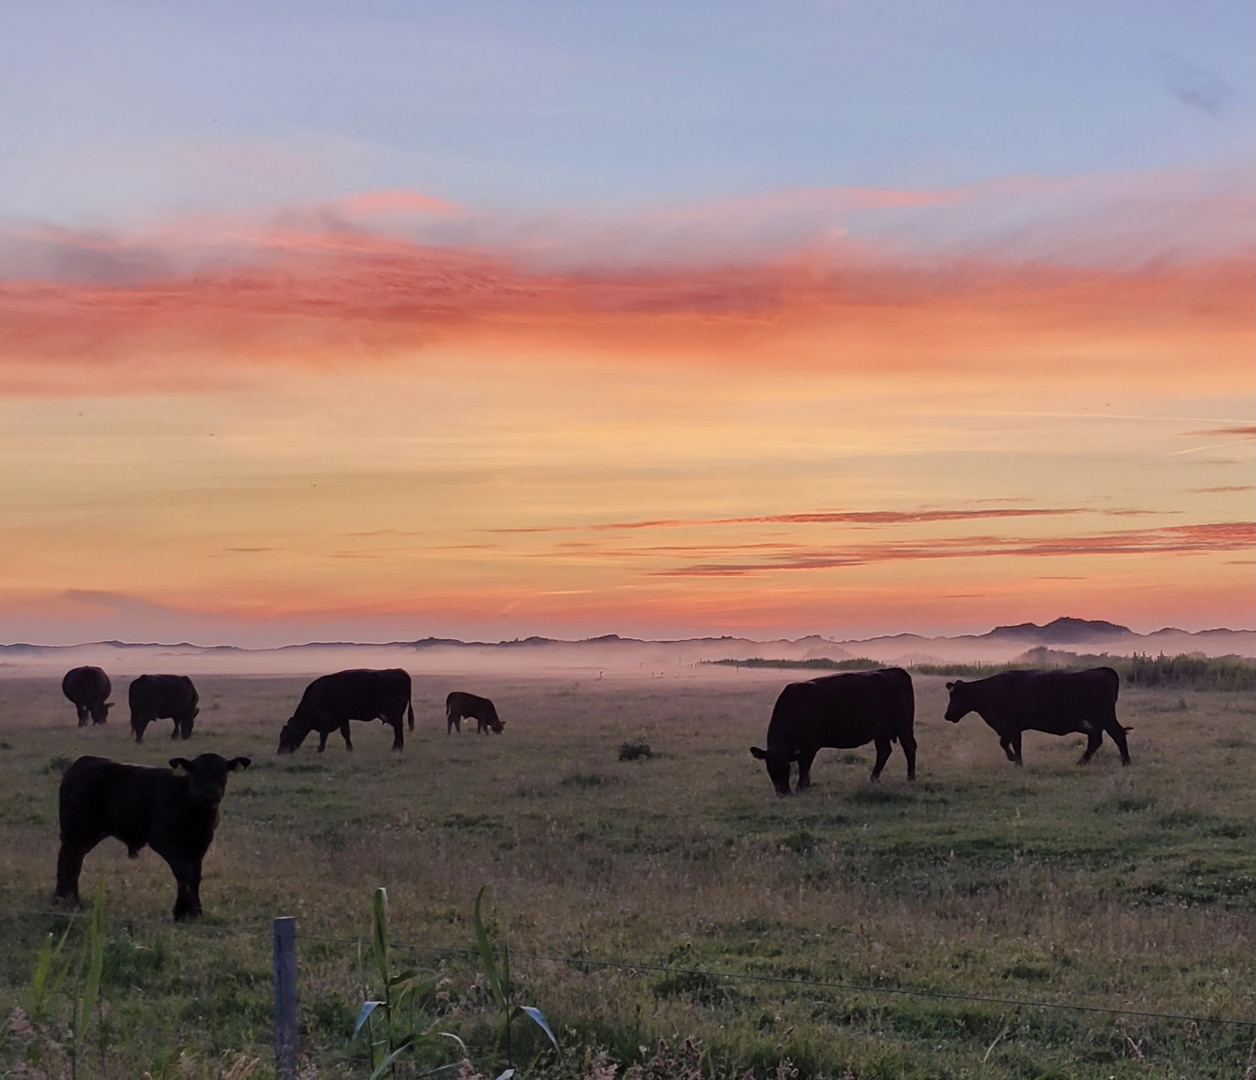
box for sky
[0,1,1253,646]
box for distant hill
[980,618,1132,644]
[0,618,1250,676]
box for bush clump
[618,740,653,762]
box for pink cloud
[335,189,462,217]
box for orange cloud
[0,224,1250,397]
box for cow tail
[408,701,415,731]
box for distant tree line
[709,648,1256,690]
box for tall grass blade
[29,923,72,1018]
[473,886,505,1007]
[518,1006,560,1056]
[78,883,105,1027]
[354,1000,384,1037]
[367,1035,415,1080]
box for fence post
[273,916,299,1079]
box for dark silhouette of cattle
[55,753,250,920]
[750,668,916,795]
[446,691,504,734]
[278,668,414,752]
[129,674,199,743]
[62,666,113,726]
[944,667,1130,767]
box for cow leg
[795,748,818,792]
[998,736,1017,763]
[171,718,181,739]
[1009,731,1023,766]
[390,719,404,751]
[1105,718,1131,766]
[870,737,893,782]
[1078,726,1103,764]
[54,841,94,906]
[167,855,203,920]
[133,716,149,743]
[341,722,353,751]
[76,705,90,727]
[317,729,329,751]
[179,714,194,740]
[898,732,917,781]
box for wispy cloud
[1158,54,1236,116]
[497,506,1096,534]
[650,522,1254,577]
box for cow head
[276,718,308,754]
[91,701,114,725]
[750,746,792,796]
[170,753,251,805]
[944,681,972,723]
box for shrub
[618,740,652,762]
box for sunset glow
[1,5,1252,645]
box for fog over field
[0,617,1250,678]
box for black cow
[750,668,916,795]
[446,691,504,734]
[129,674,199,743]
[55,753,250,920]
[278,668,414,752]
[62,666,113,727]
[944,667,1130,766]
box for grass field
[1,671,1253,1079]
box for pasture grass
[0,672,1253,1078]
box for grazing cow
[277,668,414,753]
[750,668,916,795]
[129,674,199,743]
[62,666,113,727]
[446,691,504,734]
[55,753,250,920]
[944,667,1130,767]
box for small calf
[55,753,250,920]
[446,691,504,734]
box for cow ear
[169,758,192,772]
[104,702,114,712]
[945,682,955,691]
[750,746,767,760]
[229,757,252,771]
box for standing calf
[55,753,250,920]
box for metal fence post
[273,916,299,1079]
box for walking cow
[62,666,113,726]
[944,667,1130,767]
[751,668,916,795]
[129,674,199,743]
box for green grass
[0,672,1253,1078]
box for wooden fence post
[273,916,299,1079]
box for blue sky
[3,1,1252,222]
